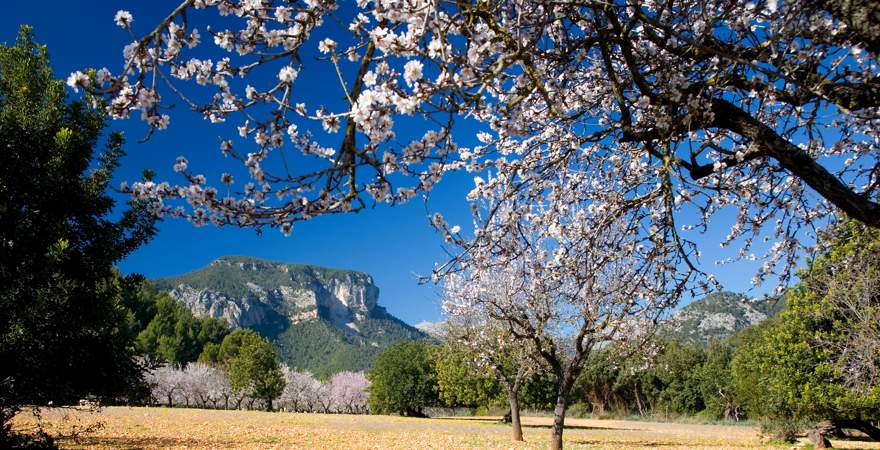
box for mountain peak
[156,256,381,332]
[662,291,784,344]
[154,257,426,375]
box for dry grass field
[13,406,880,449]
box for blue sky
[5,2,774,325]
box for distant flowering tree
[179,363,227,408]
[279,367,319,412]
[72,0,879,292]
[146,365,186,407]
[313,381,334,414]
[329,371,370,414]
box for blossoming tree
[67,3,879,446]
[439,168,681,449]
[70,0,878,290]
[442,276,544,442]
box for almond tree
[329,371,370,414]
[146,365,186,407]
[440,170,682,449]
[73,0,879,291]
[279,367,319,412]
[180,362,228,408]
[442,284,542,442]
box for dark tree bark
[550,394,569,450]
[509,390,523,442]
[834,419,880,441]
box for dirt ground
[13,406,880,449]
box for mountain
[661,291,785,345]
[154,256,426,376]
[414,320,445,339]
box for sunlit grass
[14,406,880,449]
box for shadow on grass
[834,433,880,443]
[432,417,503,423]
[68,436,240,448]
[567,439,679,447]
[522,423,644,432]
[432,417,644,432]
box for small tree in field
[441,295,542,441]
[227,333,285,412]
[279,367,319,413]
[146,365,185,408]
[329,371,370,414]
[368,341,438,417]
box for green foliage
[731,220,880,434]
[136,293,229,365]
[571,351,624,416]
[520,370,558,411]
[432,343,503,408]
[695,340,743,420]
[654,341,707,416]
[274,307,425,377]
[0,25,157,418]
[120,275,160,335]
[368,341,439,416]
[225,330,285,410]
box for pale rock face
[170,285,275,329]
[664,291,777,344]
[165,257,380,331]
[697,312,737,333]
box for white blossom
[114,10,133,28]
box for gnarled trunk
[509,390,523,441]
[550,394,568,450]
[834,419,880,442]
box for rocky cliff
[154,256,425,375]
[661,291,785,344]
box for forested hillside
[154,256,425,376]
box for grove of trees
[146,363,370,414]
[64,4,880,446]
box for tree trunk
[809,421,835,449]
[266,399,273,412]
[509,391,524,441]
[834,419,880,441]
[633,383,645,416]
[550,394,569,450]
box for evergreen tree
[368,341,438,417]
[731,221,880,446]
[0,26,156,446]
[217,329,284,411]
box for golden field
[13,406,880,449]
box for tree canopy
[70,0,880,294]
[226,330,285,411]
[136,292,230,366]
[731,220,880,444]
[368,340,439,417]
